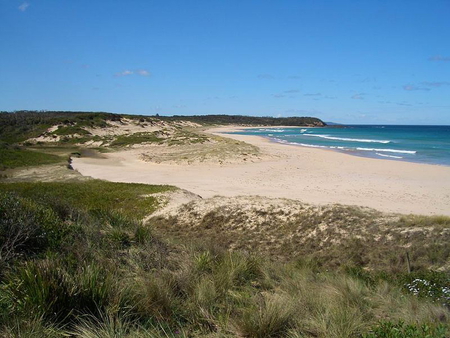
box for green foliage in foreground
[0,180,174,218]
[0,146,63,170]
[0,188,448,337]
[362,321,448,338]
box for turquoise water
[230,125,450,166]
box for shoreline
[216,125,450,168]
[72,125,450,216]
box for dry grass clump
[150,196,450,273]
[232,293,295,338]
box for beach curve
[71,126,450,216]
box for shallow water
[230,125,450,166]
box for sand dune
[72,126,450,216]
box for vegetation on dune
[0,183,448,337]
[151,200,450,275]
[0,180,173,218]
[0,111,326,146]
[0,111,122,144]
[110,132,165,147]
[0,144,63,170]
[0,111,324,168]
[51,125,92,136]
[0,111,121,170]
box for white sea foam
[304,134,391,144]
[356,147,416,154]
[376,153,403,159]
[259,128,285,132]
[271,138,416,155]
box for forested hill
[159,114,326,126]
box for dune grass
[151,202,450,276]
[0,180,174,218]
[110,132,165,147]
[0,147,63,170]
[396,215,450,228]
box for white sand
[72,126,450,216]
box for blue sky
[1,0,450,124]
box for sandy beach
[72,126,450,216]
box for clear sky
[1,0,450,124]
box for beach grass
[0,180,174,218]
[396,215,450,228]
[110,132,165,147]
[0,146,64,170]
[0,189,448,337]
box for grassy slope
[0,180,174,218]
[0,147,64,170]
[150,201,450,274]
[0,182,449,337]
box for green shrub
[401,271,450,307]
[4,259,114,323]
[52,126,91,136]
[0,193,65,264]
[363,321,448,338]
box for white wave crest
[304,134,391,144]
[259,128,285,132]
[271,138,416,155]
[357,147,416,154]
[376,153,403,159]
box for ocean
[229,125,450,166]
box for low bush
[362,321,448,338]
[0,192,66,265]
